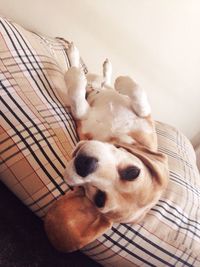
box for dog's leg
[65,67,89,119]
[102,59,112,86]
[67,42,80,67]
[114,76,151,117]
[65,43,89,119]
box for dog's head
[64,140,168,223]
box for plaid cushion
[0,17,85,217]
[1,17,200,266]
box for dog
[63,43,168,224]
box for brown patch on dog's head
[116,143,168,189]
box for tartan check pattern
[0,17,200,266]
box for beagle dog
[44,43,169,252]
[63,43,169,224]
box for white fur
[64,43,152,143]
[64,140,153,222]
[114,76,151,117]
[65,67,89,119]
[82,90,152,143]
[67,42,80,67]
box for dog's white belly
[81,90,152,143]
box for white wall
[1,0,200,139]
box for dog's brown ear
[44,187,112,253]
[118,143,169,189]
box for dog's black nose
[74,154,98,177]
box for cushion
[0,16,87,217]
[1,17,200,266]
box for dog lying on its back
[63,43,168,224]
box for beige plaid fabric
[0,17,86,217]
[1,17,200,266]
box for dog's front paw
[67,42,80,67]
[65,66,89,119]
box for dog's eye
[119,166,140,181]
[94,190,106,208]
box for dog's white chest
[81,90,151,143]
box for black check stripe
[0,121,54,146]
[170,171,200,196]
[0,106,65,194]
[0,133,56,164]
[1,80,65,178]
[91,223,195,266]
[159,147,194,169]
[87,224,131,258]
[158,199,200,229]
[150,205,200,239]
[101,232,157,267]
